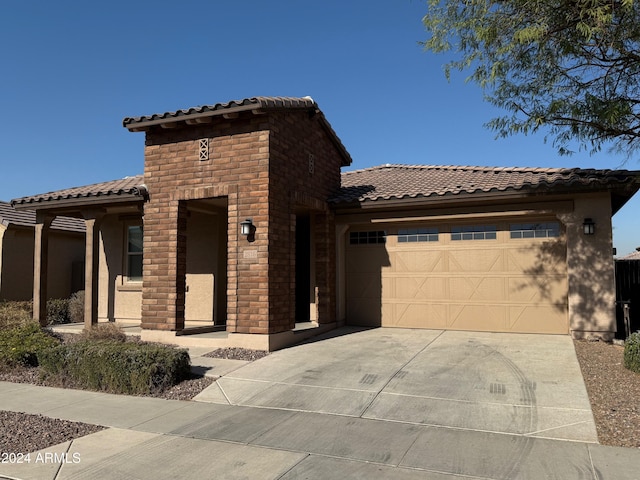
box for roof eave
[123,98,353,167]
[332,188,541,211]
[123,103,263,131]
[611,180,640,215]
[12,193,144,211]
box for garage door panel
[448,249,503,272]
[448,304,507,331]
[382,301,448,329]
[346,248,389,273]
[391,276,447,300]
[347,273,381,298]
[508,305,568,334]
[397,303,448,329]
[507,276,568,303]
[346,225,568,334]
[392,250,445,273]
[449,277,505,301]
[506,243,566,273]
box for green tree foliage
[422,0,640,156]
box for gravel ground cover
[1,338,638,454]
[574,339,640,448]
[0,411,103,455]
[203,347,269,361]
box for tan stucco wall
[97,212,228,325]
[0,225,84,301]
[98,216,142,322]
[558,192,616,339]
[0,228,34,300]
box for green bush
[39,341,191,395]
[0,300,33,330]
[79,323,127,342]
[68,291,84,324]
[0,296,81,328]
[46,298,70,325]
[624,332,640,373]
[0,323,60,367]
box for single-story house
[11,96,640,349]
[0,202,85,301]
[619,248,640,260]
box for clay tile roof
[619,249,640,260]
[123,96,317,128]
[0,202,85,233]
[123,96,351,166]
[11,175,145,208]
[331,164,640,203]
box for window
[349,230,386,245]
[126,225,143,281]
[510,222,560,239]
[398,227,439,243]
[451,225,497,241]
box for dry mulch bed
[1,338,638,454]
[204,347,269,362]
[574,339,640,448]
[0,411,104,455]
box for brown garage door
[346,222,569,334]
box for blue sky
[1,1,638,255]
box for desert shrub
[39,341,191,394]
[68,291,84,323]
[0,301,32,330]
[624,332,640,373]
[46,298,70,325]
[79,323,126,342]
[0,323,60,367]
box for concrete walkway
[1,328,639,479]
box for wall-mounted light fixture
[583,218,595,235]
[240,218,254,237]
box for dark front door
[295,214,311,322]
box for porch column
[82,211,105,329]
[33,212,54,326]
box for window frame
[349,230,387,245]
[124,223,143,283]
[510,222,561,239]
[397,227,439,243]
[451,225,497,241]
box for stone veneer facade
[140,109,347,334]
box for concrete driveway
[196,327,598,443]
[5,327,640,479]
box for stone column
[83,211,105,329]
[33,212,54,326]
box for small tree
[422,0,640,157]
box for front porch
[12,96,352,351]
[49,320,330,350]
